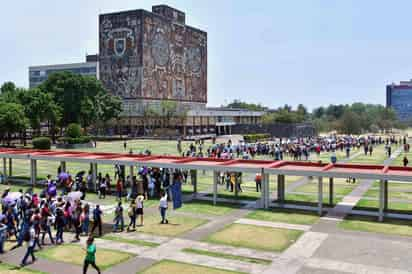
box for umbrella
[47,183,57,197]
[65,191,82,202]
[58,172,69,180]
[3,192,22,205]
[76,171,86,177]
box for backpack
[23,230,31,242]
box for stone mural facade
[99,5,207,104]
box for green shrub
[243,133,271,143]
[32,137,51,149]
[58,136,91,144]
[66,123,82,138]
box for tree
[160,101,179,128]
[40,71,121,133]
[0,82,16,94]
[225,100,267,111]
[0,102,27,145]
[337,110,362,134]
[95,93,122,134]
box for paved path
[235,218,311,231]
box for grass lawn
[354,198,412,213]
[205,223,302,252]
[138,260,245,274]
[246,208,319,225]
[102,235,160,247]
[134,213,206,237]
[37,244,133,271]
[392,151,412,166]
[176,199,241,216]
[284,193,340,206]
[339,215,412,237]
[182,248,272,265]
[293,179,356,196]
[348,145,388,164]
[0,263,48,274]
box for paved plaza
[1,143,412,273]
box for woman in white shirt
[159,191,168,224]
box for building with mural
[29,5,267,137]
[98,5,263,136]
[387,80,412,123]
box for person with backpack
[81,204,90,235]
[55,208,65,244]
[127,200,136,232]
[20,222,36,266]
[40,203,54,245]
[91,205,103,237]
[82,236,101,274]
[112,202,124,232]
[99,178,107,199]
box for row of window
[30,67,97,78]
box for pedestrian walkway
[235,218,311,231]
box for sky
[2,0,412,110]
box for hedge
[32,137,51,149]
[58,136,91,144]
[66,123,82,138]
[243,133,271,143]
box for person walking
[82,236,101,274]
[403,156,409,167]
[136,195,144,226]
[127,200,137,231]
[255,173,262,192]
[112,202,124,232]
[20,223,36,266]
[90,205,103,237]
[159,191,168,224]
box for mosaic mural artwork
[99,12,143,98]
[100,8,207,103]
[141,14,207,103]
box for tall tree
[0,82,16,94]
[0,102,27,145]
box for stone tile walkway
[235,218,311,231]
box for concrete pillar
[60,161,66,172]
[329,177,334,206]
[192,170,197,196]
[30,159,37,186]
[277,174,285,203]
[383,180,388,211]
[318,177,323,216]
[262,173,270,209]
[379,179,384,222]
[8,158,12,177]
[213,171,218,205]
[3,158,7,181]
[92,163,97,192]
[130,165,135,179]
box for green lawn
[134,213,206,237]
[284,193,340,207]
[354,198,412,213]
[205,223,302,252]
[348,145,388,164]
[182,248,272,265]
[138,260,245,274]
[246,208,319,225]
[390,151,412,166]
[0,263,48,274]
[37,244,133,271]
[102,235,160,247]
[176,199,241,216]
[339,215,412,237]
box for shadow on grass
[204,193,258,201]
[352,206,412,215]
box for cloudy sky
[2,0,412,109]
